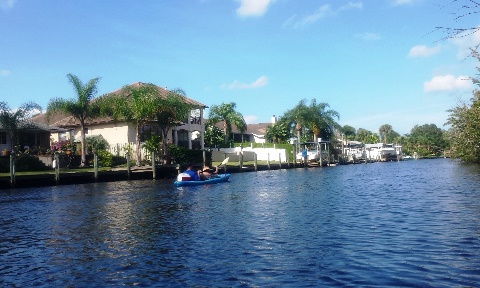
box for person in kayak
[183,164,200,181]
[199,164,219,180]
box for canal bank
[0,162,305,189]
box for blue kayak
[174,174,231,187]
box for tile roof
[213,121,272,135]
[31,82,208,128]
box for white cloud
[354,32,380,41]
[424,75,472,92]
[0,0,16,10]
[222,76,268,90]
[236,0,274,17]
[284,2,362,29]
[0,69,11,76]
[408,45,440,58]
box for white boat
[365,143,399,162]
[296,142,321,162]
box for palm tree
[265,121,290,143]
[282,99,339,143]
[155,88,196,157]
[108,83,161,166]
[282,99,310,143]
[0,101,42,152]
[46,74,101,166]
[379,124,393,144]
[207,102,246,144]
[307,99,340,142]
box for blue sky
[1,0,479,135]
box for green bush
[112,155,127,167]
[86,135,110,152]
[97,150,113,167]
[168,144,207,164]
[15,154,49,172]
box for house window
[0,132,6,144]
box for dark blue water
[1,158,479,287]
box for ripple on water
[0,159,479,287]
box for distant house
[0,122,65,153]
[213,115,277,144]
[31,82,208,154]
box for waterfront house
[0,122,65,154]
[212,115,278,144]
[31,82,208,158]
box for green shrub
[97,150,113,167]
[168,144,207,164]
[15,154,49,172]
[112,156,127,167]
[86,135,110,152]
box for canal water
[1,158,479,287]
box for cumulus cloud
[0,69,11,76]
[236,0,274,17]
[222,76,268,90]
[0,0,16,10]
[408,45,440,58]
[424,75,472,92]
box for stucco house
[31,82,208,157]
[213,115,277,144]
[0,122,65,154]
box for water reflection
[1,159,479,287]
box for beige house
[32,82,208,157]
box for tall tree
[265,120,290,143]
[47,74,101,166]
[0,101,42,152]
[446,91,480,162]
[355,128,379,143]
[282,99,311,143]
[408,124,447,157]
[379,124,393,143]
[155,88,195,156]
[307,99,340,142]
[204,124,224,148]
[282,99,339,143]
[340,125,356,140]
[207,102,246,144]
[108,83,161,166]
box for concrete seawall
[0,163,302,189]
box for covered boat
[174,173,231,187]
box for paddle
[220,157,229,175]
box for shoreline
[0,162,301,189]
